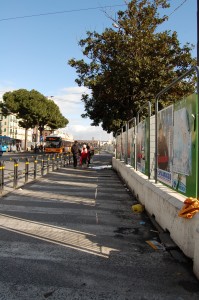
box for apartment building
[0,113,33,148]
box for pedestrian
[89,145,94,163]
[71,141,80,168]
[86,144,91,165]
[34,144,39,153]
[80,144,88,168]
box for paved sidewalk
[0,152,198,300]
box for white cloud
[1,83,113,141]
[0,84,14,99]
[53,86,113,141]
[60,86,88,94]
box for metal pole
[47,155,50,173]
[25,158,29,183]
[34,156,38,180]
[13,159,19,188]
[148,101,151,179]
[125,122,128,164]
[0,161,4,192]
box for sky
[0,0,197,141]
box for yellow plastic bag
[132,204,144,213]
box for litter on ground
[132,204,145,213]
[146,240,165,250]
[89,165,112,170]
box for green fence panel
[157,94,198,197]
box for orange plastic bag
[178,197,199,219]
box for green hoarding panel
[157,94,197,197]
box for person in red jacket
[80,144,88,168]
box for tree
[1,89,68,149]
[37,98,69,139]
[68,0,196,135]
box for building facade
[0,114,33,148]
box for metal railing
[0,152,72,194]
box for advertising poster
[136,120,146,174]
[157,105,173,186]
[121,130,126,161]
[116,133,121,159]
[172,174,187,194]
[128,126,135,167]
[173,107,192,175]
[128,127,134,165]
[172,94,197,196]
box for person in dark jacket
[71,141,80,168]
[86,144,91,165]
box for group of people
[32,144,44,153]
[71,141,94,168]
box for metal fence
[0,153,73,194]
[116,66,199,198]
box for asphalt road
[0,152,198,299]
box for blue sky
[0,0,197,140]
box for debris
[132,204,144,213]
[90,165,112,170]
[146,240,165,250]
[43,289,56,298]
[178,197,199,219]
[139,221,145,225]
[159,232,177,250]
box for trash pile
[178,197,199,219]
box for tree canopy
[1,89,69,147]
[68,0,196,135]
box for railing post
[25,158,29,183]
[125,122,128,164]
[136,101,151,178]
[52,154,55,171]
[0,161,5,193]
[13,159,19,188]
[56,154,59,170]
[34,156,38,179]
[63,153,67,167]
[41,157,44,176]
[60,154,63,167]
[47,154,50,173]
